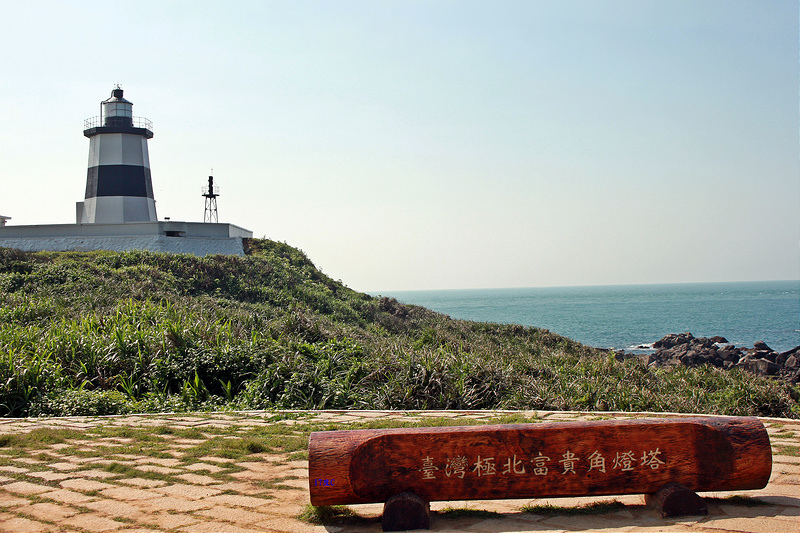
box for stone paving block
[176,472,221,485]
[236,461,273,473]
[538,513,650,532]
[277,477,309,490]
[108,438,135,444]
[71,456,105,464]
[40,450,65,459]
[177,521,265,533]
[39,488,96,504]
[3,481,51,495]
[185,462,226,473]
[99,486,162,501]
[0,465,29,474]
[75,469,118,479]
[47,461,82,471]
[466,516,556,532]
[93,439,123,447]
[0,516,52,533]
[12,457,40,465]
[61,513,125,532]
[60,478,116,491]
[110,454,146,460]
[701,515,800,533]
[144,495,210,512]
[24,501,80,521]
[777,505,800,517]
[135,456,181,467]
[773,462,800,475]
[204,493,274,508]
[0,491,31,507]
[0,475,11,483]
[209,481,269,495]
[197,505,279,524]
[718,503,790,518]
[143,510,201,529]
[84,498,149,519]
[759,484,800,498]
[115,477,168,488]
[164,416,207,423]
[135,464,182,475]
[198,455,236,463]
[773,472,800,486]
[760,496,800,508]
[154,483,223,499]
[230,469,267,481]
[256,518,344,533]
[26,470,75,482]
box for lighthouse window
[105,103,132,117]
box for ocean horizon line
[373,280,798,353]
[374,278,799,295]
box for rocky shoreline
[613,332,800,384]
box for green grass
[521,500,626,516]
[297,504,362,524]
[0,241,797,418]
[100,462,174,482]
[773,444,799,457]
[0,428,87,449]
[438,506,501,519]
[705,495,770,507]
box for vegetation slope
[0,240,796,418]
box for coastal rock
[781,346,800,357]
[647,332,799,383]
[738,356,780,376]
[753,340,771,351]
[653,332,694,350]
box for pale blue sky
[0,1,797,291]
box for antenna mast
[202,175,219,223]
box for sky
[0,0,797,292]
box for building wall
[0,221,252,239]
[0,235,246,256]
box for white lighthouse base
[77,197,158,224]
[0,221,252,256]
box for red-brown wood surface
[308,416,771,506]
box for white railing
[83,116,153,131]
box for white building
[0,87,253,256]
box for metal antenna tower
[202,175,220,223]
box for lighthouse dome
[101,87,133,127]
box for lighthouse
[1,85,253,256]
[77,87,157,224]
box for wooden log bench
[308,416,771,531]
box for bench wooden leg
[382,491,430,531]
[646,482,708,518]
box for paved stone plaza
[0,411,797,532]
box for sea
[382,280,800,354]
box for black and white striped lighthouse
[77,87,157,224]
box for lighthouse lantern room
[77,86,157,224]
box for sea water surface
[383,281,799,353]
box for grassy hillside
[0,240,796,418]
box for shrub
[31,389,131,417]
